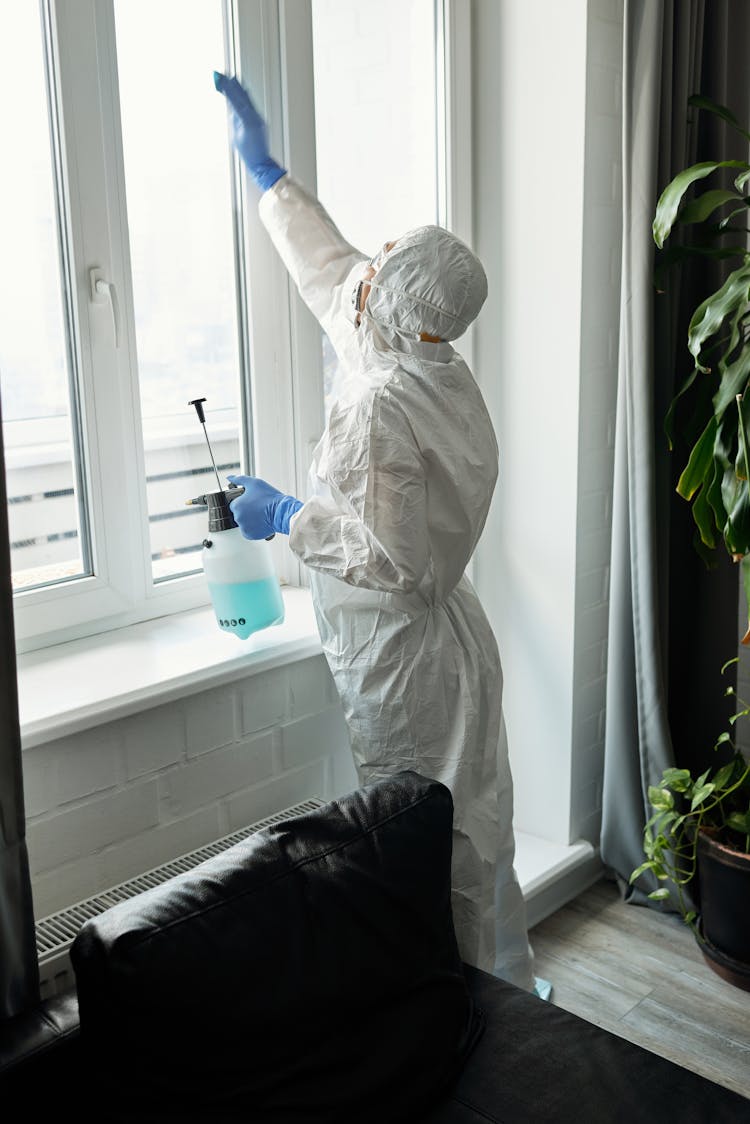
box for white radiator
[36,797,326,998]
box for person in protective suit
[214,72,541,993]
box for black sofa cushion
[71,770,483,1123]
[423,966,750,1123]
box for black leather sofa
[2,772,748,1122]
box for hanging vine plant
[655,94,750,640]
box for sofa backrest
[71,770,483,1122]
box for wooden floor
[528,877,750,1100]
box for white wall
[472,0,622,845]
[23,654,357,919]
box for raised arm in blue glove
[213,71,286,192]
[227,475,302,540]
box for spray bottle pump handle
[185,485,274,541]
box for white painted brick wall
[570,0,623,844]
[22,654,357,919]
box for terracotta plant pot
[696,829,750,992]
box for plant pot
[696,829,750,992]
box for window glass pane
[114,0,242,583]
[311,0,438,413]
[0,4,89,592]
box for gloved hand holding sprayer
[213,69,545,996]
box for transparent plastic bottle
[190,489,285,640]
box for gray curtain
[0,388,39,1017]
[601,0,749,907]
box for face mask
[348,245,394,329]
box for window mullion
[278,0,324,577]
[437,0,474,369]
[232,0,306,587]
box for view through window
[114,0,243,583]
[0,3,89,591]
[311,0,438,415]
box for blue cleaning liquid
[208,577,285,639]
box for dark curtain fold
[601,0,750,907]
[0,389,39,1017]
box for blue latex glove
[213,71,286,192]
[227,475,302,539]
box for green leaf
[684,910,698,925]
[715,730,733,749]
[712,346,750,419]
[679,189,745,225]
[665,365,702,449]
[665,364,706,447]
[649,786,675,812]
[654,161,750,248]
[691,782,715,809]
[676,417,718,500]
[661,768,693,792]
[630,861,655,883]
[706,447,729,533]
[688,262,750,370]
[742,556,750,644]
[712,762,737,789]
[736,169,750,193]
[724,476,750,555]
[719,204,750,230]
[648,888,671,901]
[727,810,750,834]
[692,482,716,548]
[688,94,750,142]
[737,392,750,483]
[655,246,747,294]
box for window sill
[17,588,321,749]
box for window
[1,0,292,653]
[2,0,466,654]
[311,0,439,414]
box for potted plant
[629,95,750,991]
[630,659,750,990]
[652,94,750,638]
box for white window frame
[10,0,472,655]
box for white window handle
[89,267,120,348]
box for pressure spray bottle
[186,398,284,640]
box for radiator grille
[35,797,326,973]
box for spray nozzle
[185,488,240,533]
[187,484,245,507]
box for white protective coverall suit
[259,175,534,988]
